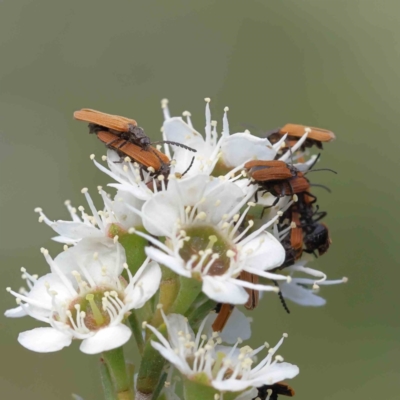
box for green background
[0,0,398,399]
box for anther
[226,250,235,258]
[90,154,95,160]
[195,211,207,220]
[204,97,211,103]
[342,277,348,283]
[34,207,42,213]
[81,187,88,194]
[128,227,136,234]
[113,235,119,243]
[102,155,107,161]
[147,167,155,173]
[142,321,148,329]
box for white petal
[108,183,153,201]
[251,362,299,386]
[212,378,252,392]
[221,132,276,167]
[145,247,191,278]
[151,341,191,374]
[142,190,181,235]
[165,314,195,349]
[18,327,72,352]
[206,308,251,344]
[241,232,285,271]
[279,281,326,306]
[80,324,132,354]
[202,276,249,304]
[220,308,251,343]
[199,181,244,224]
[25,273,71,321]
[163,117,204,147]
[233,388,258,400]
[176,174,212,205]
[4,306,27,318]
[112,190,144,229]
[48,221,102,242]
[127,262,161,308]
[55,237,126,283]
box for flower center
[179,225,235,276]
[67,289,124,331]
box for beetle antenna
[273,280,290,314]
[152,140,197,152]
[181,156,195,177]
[307,153,321,170]
[306,168,337,174]
[310,183,332,193]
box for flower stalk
[102,347,134,400]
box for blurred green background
[1,0,398,399]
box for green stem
[99,358,116,400]
[102,347,133,400]
[149,266,180,330]
[128,311,145,355]
[136,325,167,397]
[169,276,202,315]
[151,372,167,400]
[187,298,217,331]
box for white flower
[161,98,290,177]
[206,307,252,344]
[127,174,289,305]
[92,151,159,201]
[145,311,299,392]
[5,238,161,354]
[35,187,143,245]
[276,258,348,307]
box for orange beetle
[74,108,196,152]
[95,130,170,174]
[267,123,335,150]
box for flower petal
[202,276,249,304]
[241,232,285,271]
[126,261,161,308]
[112,190,144,229]
[79,324,132,354]
[145,247,191,278]
[18,327,72,352]
[221,132,276,167]
[279,281,326,306]
[55,237,126,283]
[4,306,28,318]
[151,341,191,374]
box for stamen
[161,98,170,120]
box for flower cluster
[5,98,346,399]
